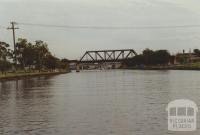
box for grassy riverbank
[0,70,70,81]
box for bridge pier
[76,63,80,72]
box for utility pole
[7,21,19,65]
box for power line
[17,22,200,30]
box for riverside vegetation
[1,38,200,79]
[123,48,200,70]
[0,38,69,79]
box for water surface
[0,70,200,135]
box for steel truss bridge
[69,49,137,71]
[79,49,137,63]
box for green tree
[34,40,50,71]
[0,42,12,74]
[44,54,60,71]
[16,38,29,68]
[124,49,171,67]
[142,48,154,65]
[153,50,171,65]
[123,55,144,66]
[194,49,200,56]
[15,38,69,72]
[16,39,51,71]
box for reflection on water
[0,70,200,135]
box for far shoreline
[124,65,200,71]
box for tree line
[0,38,69,74]
[123,48,171,67]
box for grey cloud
[0,0,200,59]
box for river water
[0,70,200,135]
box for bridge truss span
[79,49,137,63]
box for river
[0,70,200,135]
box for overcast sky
[1,0,200,59]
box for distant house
[175,53,200,64]
[190,56,200,63]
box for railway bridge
[69,49,137,71]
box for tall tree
[194,49,200,56]
[44,54,59,71]
[0,42,12,74]
[34,40,50,71]
[142,48,154,65]
[16,38,29,68]
[154,50,170,65]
